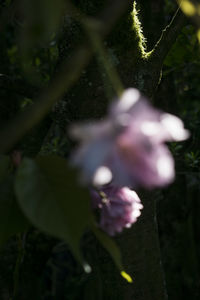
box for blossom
[91,185,143,236]
[70,88,189,188]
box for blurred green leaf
[92,225,123,270]
[0,155,10,182]
[164,26,199,69]
[19,0,63,83]
[0,175,29,246]
[92,225,132,282]
[22,0,64,46]
[15,155,92,267]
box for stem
[13,233,26,299]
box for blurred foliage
[0,0,200,299]
[14,155,92,267]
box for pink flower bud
[91,185,143,236]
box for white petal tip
[161,113,189,141]
[83,263,92,273]
[132,210,142,218]
[93,166,112,186]
[156,156,175,180]
[117,88,141,112]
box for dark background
[0,0,199,299]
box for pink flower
[70,88,189,188]
[91,185,143,236]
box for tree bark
[93,193,168,300]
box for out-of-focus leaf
[15,155,92,268]
[178,0,196,17]
[92,225,132,283]
[22,0,64,45]
[0,175,29,246]
[19,0,64,83]
[0,155,10,182]
[164,26,198,69]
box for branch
[0,0,132,153]
[151,7,187,64]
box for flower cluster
[70,88,189,188]
[91,185,143,236]
[70,88,189,235]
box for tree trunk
[94,193,168,300]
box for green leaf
[92,225,122,269]
[92,225,133,282]
[15,155,92,268]
[0,175,29,246]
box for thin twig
[151,7,187,64]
